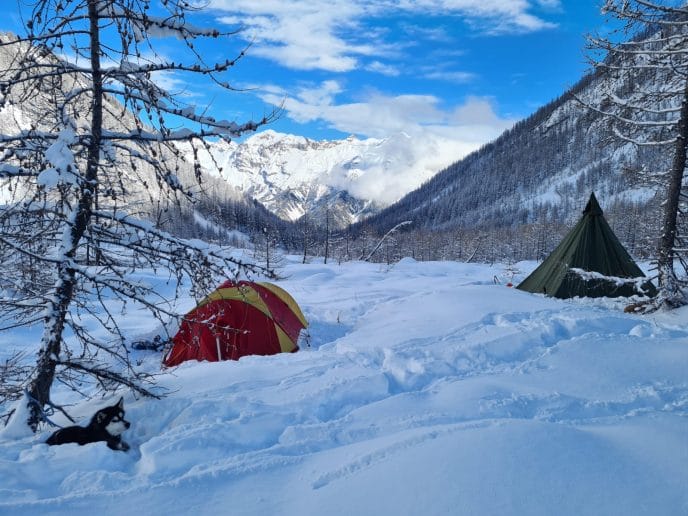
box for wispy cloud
[365,61,401,77]
[257,80,513,141]
[422,70,476,84]
[398,0,560,34]
[208,0,559,73]
[212,1,375,72]
[399,23,454,43]
[254,81,515,203]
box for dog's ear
[116,397,124,408]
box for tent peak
[583,192,603,216]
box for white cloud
[208,0,558,72]
[151,71,198,97]
[397,0,559,33]
[423,70,476,83]
[366,61,401,77]
[257,82,515,204]
[400,24,454,43]
[212,1,374,72]
[260,82,512,139]
[295,80,343,106]
[323,129,491,205]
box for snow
[37,125,78,189]
[192,210,250,245]
[1,258,687,515]
[176,129,451,222]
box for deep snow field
[1,257,687,515]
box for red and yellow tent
[163,280,308,367]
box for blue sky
[181,0,604,141]
[5,1,608,181]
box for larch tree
[0,0,274,432]
[584,0,688,308]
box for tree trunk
[656,79,688,308]
[265,232,270,270]
[26,0,103,431]
[324,208,330,265]
[302,216,309,264]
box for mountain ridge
[183,128,459,228]
[358,66,667,246]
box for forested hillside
[358,64,666,264]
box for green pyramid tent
[517,193,656,299]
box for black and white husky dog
[46,397,131,451]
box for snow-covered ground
[1,258,686,515]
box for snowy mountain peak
[246,129,310,147]
[184,129,443,227]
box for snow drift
[0,258,686,515]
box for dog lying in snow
[46,397,131,451]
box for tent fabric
[517,193,657,299]
[163,280,308,367]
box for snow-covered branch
[0,0,276,432]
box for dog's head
[93,397,131,436]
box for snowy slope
[183,130,446,226]
[1,258,687,515]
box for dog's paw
[119,441,130,452]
